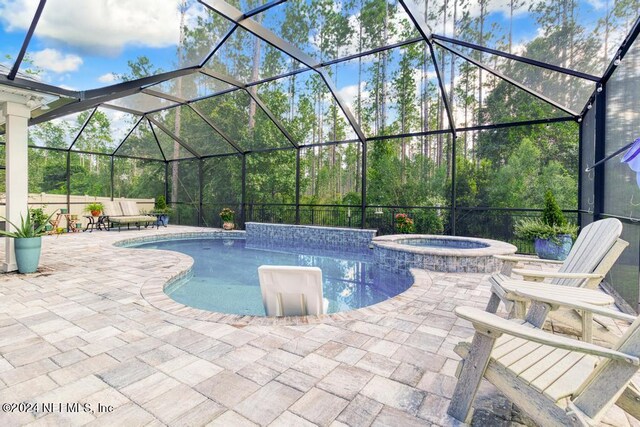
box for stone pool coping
[372,234,517,256]
[117,231,433,327]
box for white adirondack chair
[258,265,327,316]
[448,292,640,426]
[487,218,628,338]
[491,279,616,342]
[494,218,624,279]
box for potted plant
[0,211,54,273]
[514,190,578,260]
[395,213,415,234]
[152,195,172,227]
[220,207,236,230]
[85,202,104,217]
[29,207,49,230]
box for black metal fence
[171,202,579,254]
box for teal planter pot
[14,237,42,274]
[534,235,573,261]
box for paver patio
[0,227,636,426]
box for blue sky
[0,0,632,93]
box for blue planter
[534,235,573,261]
[14,237,42,274]
[156,214,169,227]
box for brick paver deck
[0,227,635,426]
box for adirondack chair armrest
[511,268,604,282]
[454,306,639,365]
[510,289,636,323]
[493,280,614,307]
[494,254,564,265]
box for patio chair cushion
[120,201,142,216]
[109,215,156,224]
[102,201,123,217]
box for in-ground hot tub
[372,234,517,273]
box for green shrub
[412,209,444,234]
[515,218,578,241]
[153,195,172,215]
[155,195,167,210]
[541,190,566,227]
[29,207,49,229]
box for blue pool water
[133,238,413,316]
[396,237,488,249]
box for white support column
[2,102,30,272]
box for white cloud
[31,48,82,72]
[336,82,369,112]
[586,0,606,10]
[336,83,362,101]
[97,72,117,83]
[0,0,37,31]
[0,0,198,55]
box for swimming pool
[133,238,413,316]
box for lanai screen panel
[106,93,178,115]
[246,150,296,204]
[603,37,640,311]
[456,123,579,210]
[300,143,361,206]
[15,0,228,90]
[115,120,166,161]
[28,113,81,149]
[255,0,420,62]
[113,158,165,200]
[322,43,451,138]
[28,147,67,195]
[365,135,449,234]
[27,147,68,214]
[69,153,111,197]
[73,108,140,154]
[434,45,579,127]
[168,159,200,226]
[191,91,292,151]
[150,121,197,160]
[150,105,238,156]
[299,142,363,229]
[147,73,233,102]
[202,156,242,227]
[0,2,31,68]
[605,41,640,220]
[255,70,357,145]
[0,143,3,193]
[581,100,596,227]
[204,25,303,84]
[366,136,450,206]
[454,122,579,250]
[245,150,297,224]
[406,0,637,78]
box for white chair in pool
[258,266,327,316]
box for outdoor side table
[83,215,107,232]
